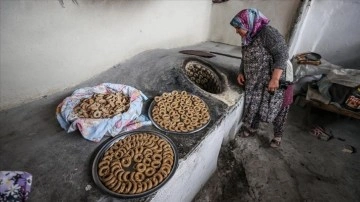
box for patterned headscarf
[230,8,270,46]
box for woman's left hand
[268,78,279,93]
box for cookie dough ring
[113,167,123,179]
[102,155,113,161]
[177,126,186,132]
[119,182,127,193]
[124,143,132,151]
[151,160,161,169]
[186,111,194,118]
[196,122,203,128]
[146,179,154,190]
[132,183,142,194]
[93,110,102,118]
[153,147,162,154]
[122,171,131,182]
[143,148,153,155]
[186,125,195,131]
[160,164,172,175]
[203,113,210,120]
[129,172,136,182]
[190,121,198,127]
[194,106,201,112]
[145,167,156,177]
[200,119,208,124]
[141,181,148,192]
[151,154,162,161]
[117,171,125,181]
[112,180,122,192]
[111,163,122,173]
[98,160,110,168]
[134,172,145,182]
[143,158,152,167]
[152,177,159,187]
[163,144,171,150]
[163,157,174,166]
[102,173,114,183]
[154,173,164,183]
[191,117,199,123]
[143,153,152,159]
[158,121,166,129]
[180,91,187,96]
[114,151,124,159]
[124,181,132,194]
[98,166,109,177]
[145,140,156,148]
[157,139,167,148]
[121,157,132,168]
[133,153,143,163]
[105,175,117,188]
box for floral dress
[240,25,289,134]
[0,171,32,201]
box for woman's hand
[268,78,279,92]
[237,74,245,86]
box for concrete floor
[0,42,243,201]
[194,104,360,202]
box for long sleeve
[261,26,289,71]
[239,49,245,74]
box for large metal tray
[92,130,179,199]
[148,93,211,135]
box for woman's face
[235,28,247,37]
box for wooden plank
[297,96,360,120]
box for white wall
[290,0,360,69]
[0,0,212,110]
[209,0,301,46]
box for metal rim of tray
[91,130,179,199]
[148,93,211,135]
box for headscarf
[230,8,270,46]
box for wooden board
[297,96,360,119]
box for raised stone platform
[0,42,243,201]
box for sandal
[309,125,332,141]
[239,128,256,138]
[270,137,282,148]
[239,130,252,137]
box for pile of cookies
[151,91,210,133]
[184,61,222,94]
[73,92,130,119]
[98,133,174,194]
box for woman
[230,8,291,147]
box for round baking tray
[92,130,179,199]
[148,94,211,134]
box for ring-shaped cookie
[134,172,145,182]
[152,154,162,161]
[136,163,146,173]
[145,167,156,177]
[151,160,161,169]
[121,157,132,168]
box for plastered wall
[0,0,212,110]
[209,0,301,46]
[289,0,360,69]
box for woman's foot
[239,128,256,138]
[270,137,282,148]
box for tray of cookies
[73,92,130,119]
[148,90,211,134]
[92,130,178,198]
